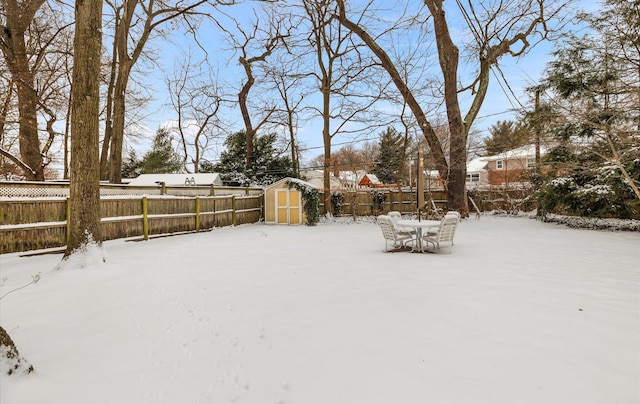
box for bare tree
[63,0,104,259]
[335,0,570,213]
[101,0,214,183]
[0,0,73,180]
[165,51,224,173]
[301,0,390,209]
[226,13,289,168]
[0,0,46,180]
[264,53,308,176]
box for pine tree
[121,149,142,179]
[213,131,296,185]
[483,120,528,155]
[373,127,404,184]
[141,128,182,174]
[535,1,640,217]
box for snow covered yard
[1,215,639,404]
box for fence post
[195,197,201,231]
[65,197,70,246]
[232,195,237,226]
[142,196,149,240]
[210,185,215,196]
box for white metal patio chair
[443,211,461,243]
[387,211,416,237]
[377,215,414,252]
[425,211,458,236]
[445,211,461,221]
[422,214,459,253]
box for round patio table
[396,219,441,253]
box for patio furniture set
[377,211,460,253]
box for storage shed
[264,178,318,225]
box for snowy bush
[369,190,386,214]
[287,180,320,226]
[330,192,345,216]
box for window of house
[466,173,480,183]
[526,156,536,168]
[496,160,504,170]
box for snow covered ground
[1,215,639,404]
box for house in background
[466,144,548,187]
[299,169,341,190]
[127,173,223,187]
[358,172,383,188]
[336,171,359,188]
[466,158,489,187]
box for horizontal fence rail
[0,180,263,198]
[0,194,264,254]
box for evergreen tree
[141,128,182,174]
[373,127,404,184]
[121,149,142,179]
[534,1,640,217]
[483,120,528,155]
[213,131,296,185]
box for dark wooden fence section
[1,194,263,254]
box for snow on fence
[0,180,263,198]
[0,194,264,254]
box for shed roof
[265,177,320,190]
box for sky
[1,214,639,403]
[127,0,597,167]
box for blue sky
[133,0,593,166]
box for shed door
[276,189,301,224]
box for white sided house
[466,144,548,187]
[127,173,223,187]
[299,169,342,190]
[466,158,489,187]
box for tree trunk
[239,57,255,168]
[15,73,44,181]
[321,75,333,211]
[0,1,46,181]
[99,39,118,180]
[64,0,103,256]
[426,0,467,213]
[108,72,129,184]
[334,2,450,190]
[0,326,34,376]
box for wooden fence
[0,181,537,254]
[0,180,263,198]
[0,194,263,254]
[319,186,536,217]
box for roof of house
[360,173,381,184]
[467,158,488,173]
[127,173,222,186]
[483,144,549,161]
[299,170,341,189]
